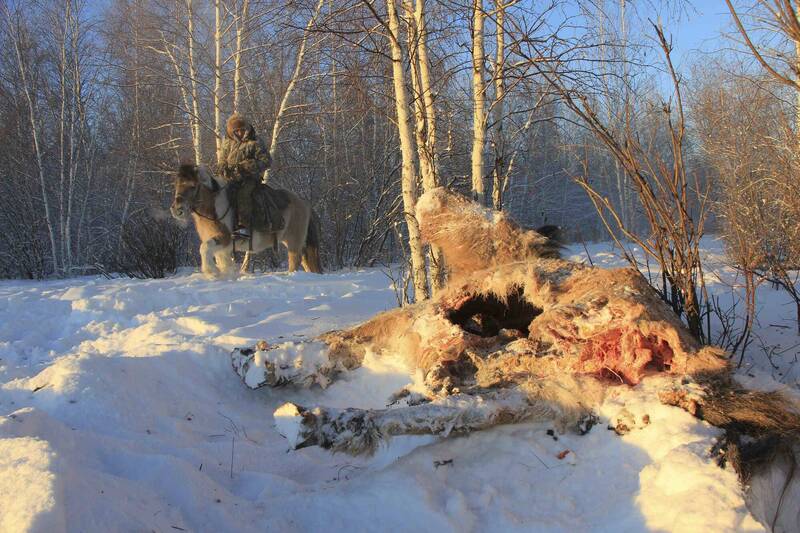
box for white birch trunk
[795,38,800,136]
[66,2,83,271]
[471,0,487,205]
[491,2,505,211]
[414,0,438,180]
[386,0,429,301]
[186,0,202,165]
[263,0,324,184]
[8,12,60,274]
[403,0,445,293]
[58,3,69,271]
[157,40,194,161]
[120,25,142,252]
[214,0,222,162]
[233,0,250,113]
[241,0,323,274]
[404,0,435,190]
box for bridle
[175,175,231,223]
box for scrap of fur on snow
[231,188,800,530]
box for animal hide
[232,187,800,530]
[235,188,727,397]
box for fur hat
[226,114,256,141]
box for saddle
[250,184,289,233]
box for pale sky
[665,1,733,67]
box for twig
[230,436,235,479]
[579,234,594,266]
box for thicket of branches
[0,0,635,279]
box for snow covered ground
[1,238,796,532]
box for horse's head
[171,164,217,221]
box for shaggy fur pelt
[233,187,800,530]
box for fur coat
[219,115,271,183]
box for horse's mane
[177,163,197,179]
[197,165,224,190]
[178,163,224,191]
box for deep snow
[1,238,796,532]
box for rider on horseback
[219,114,272,239]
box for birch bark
[186,0,202,164]
[491,2,505,211]
[471,0,487,205]
[386,0,429,301]
[403,0,445,292]
[7,10,60,274]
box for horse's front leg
[212,236,237,279]
[199,240,220,278]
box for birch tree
[402,0,445,292]
[263,0,325,183]
[490,1,506,211]
[471,0,487,205]
[242,0,324,273]
[382,0,430,301]
[3,6,60,275]
[214,0,223,161]
[233,0,250,112]
[186,0,202,164]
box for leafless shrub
[516,22,711,340]
[693,64,800,337]
[113,212,187,279]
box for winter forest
[1,0,799,331]
[2,0,800,532]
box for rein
[188,179,232,223]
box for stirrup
[233,227,250,239]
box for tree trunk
[8,12,60,275]
[403,0,445,293]
[386,0,429,301]
[795,38,800,137]
[59,1,69,272]
[491,1,505,211]
[263,0,324,184]
[186,0,202,165]
[214,0,222,162]
[233,0,250,112]
[471,0,487,205]
[414,0,438,180]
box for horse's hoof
[221,270,239,281]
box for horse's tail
[303,209,323,274]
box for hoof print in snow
[609,409,635,436]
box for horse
[170,163,322,278]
